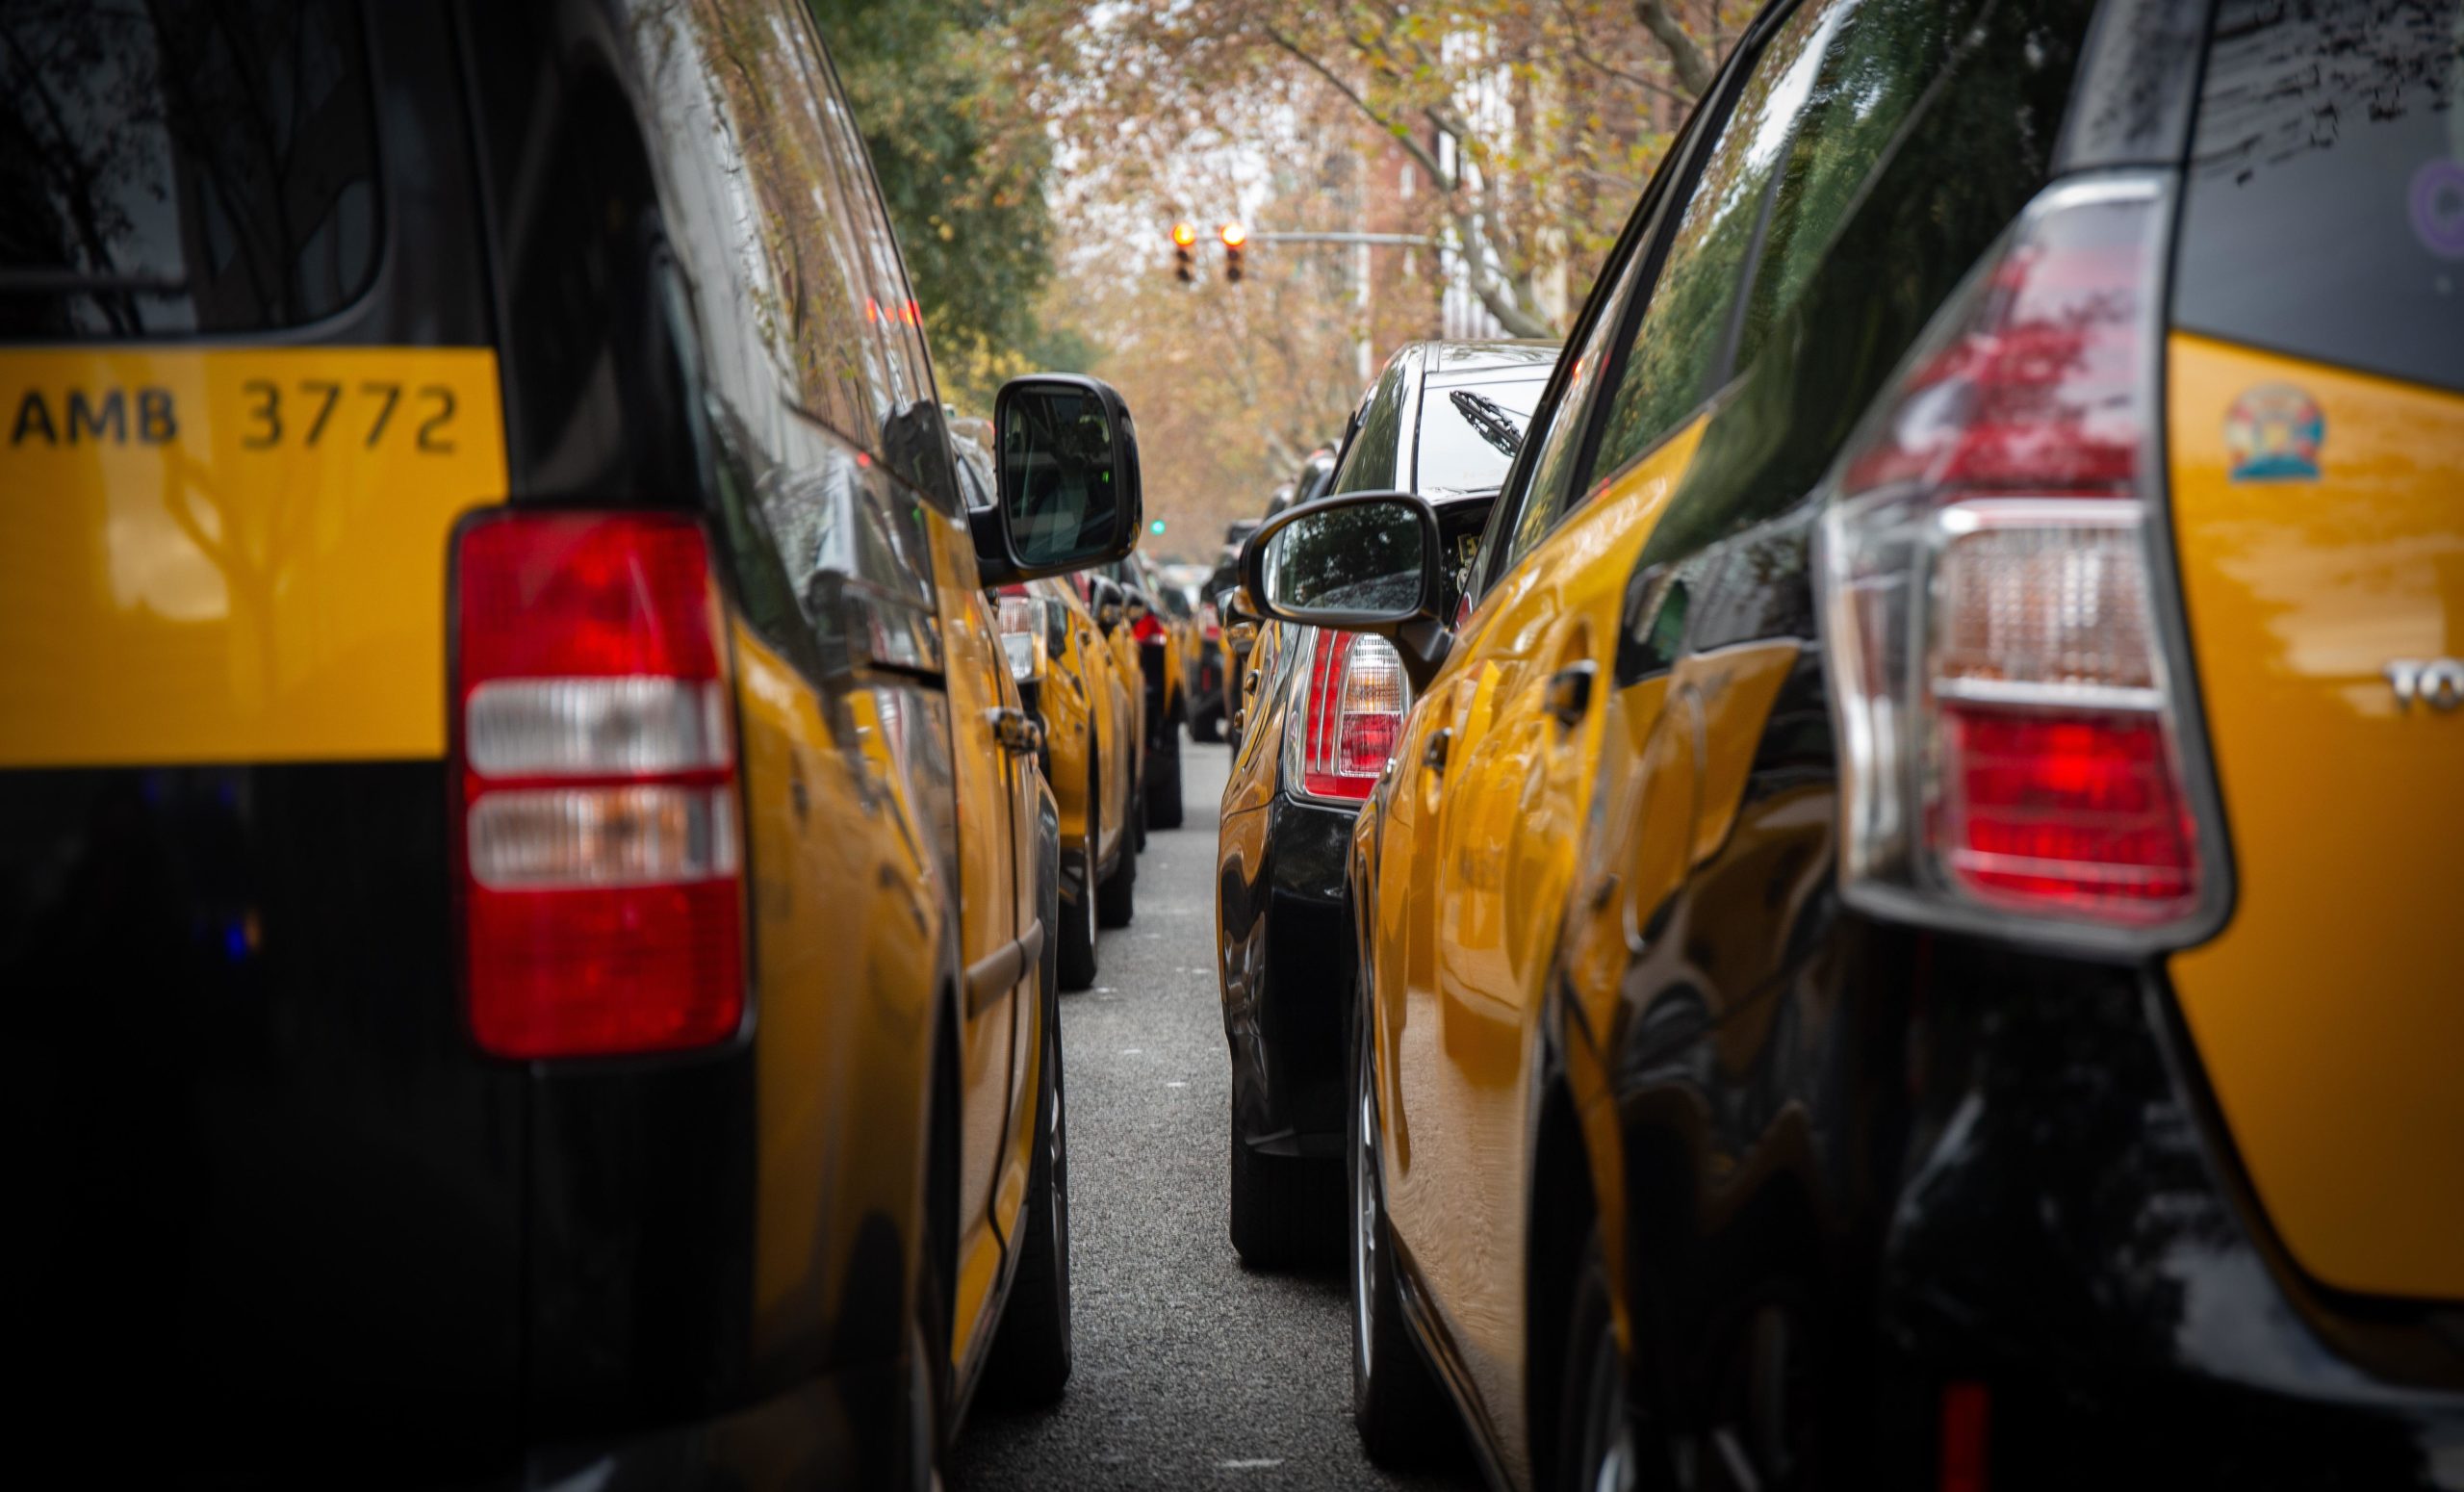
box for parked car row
[1219,0,2464,1488]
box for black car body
[1217,341,1554,1266]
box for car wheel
[1191,705,1221,744]
[1145,724,1184,830]
[981,972,1073,1403]
[1225,1120,1336,1270]
[1097,825,1136,929]
[1059,763,1100,990]
[1349,1000,1453,1464]
[1554,1230,1661,1492]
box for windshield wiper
[1450,390,1524,459]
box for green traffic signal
[1149,518,1167,535]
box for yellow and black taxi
[1122,549,1191,829]
[990,566,1143,988]
[1216,340,1554,1268]
[1,2,1140,1484]
[1245,0,2464,1486]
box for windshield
[1414,375,1548,493]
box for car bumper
[1874,942,2464,1486]
[1219,789,1359,1160]
[517,1357,911,1492]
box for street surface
[953,741,1484,1491]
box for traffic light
[1170,221,1197,283]
[1219,220,1246,283]
[1149,518,1167,535]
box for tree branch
[1631,0,1712,97]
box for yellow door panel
[1385,415,1707,1474]
[735,626,938,1359]
[2166,333,2464,1302]
[0,347,504,766]
[925,518,1026,1374]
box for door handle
[1423,726,1453,773]
[990,707,1042,757]
[1546,661,1596,730]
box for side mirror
[1241,490,1451,690]
[972,374,1143,587]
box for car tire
[1097,827,1136,929]
[981,957,1073,1404]
[1349,1001,1454,1465]
[1059,762,1100,990]
[1146,721,1184,830]
[1553,1229,1664,1492]
[1227,1125,1335,1270]
[1191,705,1221,744]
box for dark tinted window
[1589,0,1851,478]
[1490,252,1648,583]
[0,0,378,340]
[1330,358,1409,493]
[1414,377,1547,494]
[1731,0,1951,371]
[2177,0,2463,394]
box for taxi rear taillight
[1292,630,1406,803]
[1817,173,2220,947]
[1133,612,1168,645]
[451,512,743,1059]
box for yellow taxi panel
[2167,332,2464,1302]
[0,347,505,767]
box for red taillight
[1938,1381,1990,1492]
[452,512,743,1059]
[1819,173,2216,944]
[1200,603,1220,641]
[1293,630,1406,802]
[1133,612,1168,645]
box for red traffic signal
[1170,220,1197,282]
[1219,221,1246,283]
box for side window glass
[1731,0,1955,371]
[1329,363,1408,494]
[1492,261,1644,579]
[1589,0,1851,483]
[679,0,882,446]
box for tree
[808,0,1068,413]
[1008,0,1743,340]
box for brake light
[1133,612,1168,645]
[1200,603,1221,642]
[1817,174,2217,942]
[1290,630,1406,802]
[452,513,743,1058]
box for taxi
[996,572,1144,987]
[1245,0,2464,1486]
[1,2,1138,1485]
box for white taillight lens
[1288,630,1407,803]
[466,678,731,778]
[468,786,740,889]
[1817,173,2219,945]
[997,591,1050,682]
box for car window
[1488,246,1649,583]
[1329,358,1410,493]
[1587,0,1852,483]
[2176,0,2462,395]
[1728,0,1950,373]
[1413,377,1548,494]
[0,1,379,340]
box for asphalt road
[951,737,1485,1492]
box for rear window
[0,0,380,341]
[2176,0,2462,394]
[1414,377,1546,494]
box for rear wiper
[1450,390,1524,458]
